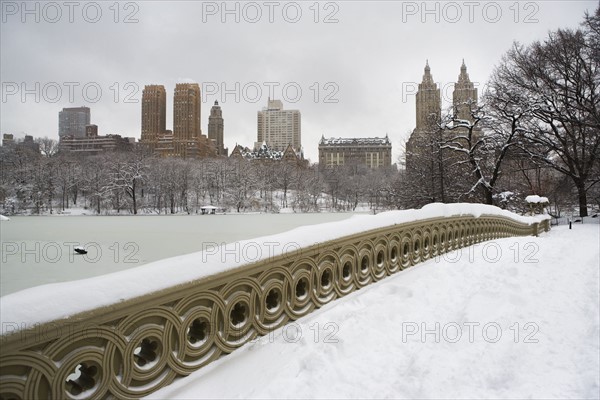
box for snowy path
[148,224,599,399]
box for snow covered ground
[148,223,599,399]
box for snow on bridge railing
[0,204,550,399]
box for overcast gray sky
[1,0,597,163]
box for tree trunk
[575,180,588,217]
[132,180,138,215]
[485,188,493,205]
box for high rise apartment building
[406,60,480,169]
[58,107,90,138]
[140,83,218,158]
[453,60,478,122]
[173,83,203,158]
[173,83,201,141]
[405,61,480,203]
[208,100,226,156]
[141,85,167,143]
[414,61,441,132]
[257,99,301,152]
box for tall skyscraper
[141,85,167,143]
[405,61,442,185]
[139,82,216,158]
[58,107,90,138]
[208,100,225,156]
[414,61,441,131]
[173,83,201,140]
[173,83,201,158]
[257,99,301,152]
[453,60,478,121]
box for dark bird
[74,247,88,255]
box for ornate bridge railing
[0,205,550,399]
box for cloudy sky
[1,0,597,163]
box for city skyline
[1,1,596,163]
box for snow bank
[0,214,10,221]
[147,225,599,399]
[0,203,549,333]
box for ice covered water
[0,213,354,296]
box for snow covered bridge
[0,204,551,399]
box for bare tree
[491,13,600,216]
[35,137,59,157]
[55,155,78,211]
[404,118,452,207]
[81,155,111,214]
[107,153,147,214]
[440,96,528,205]
[305,165,325,211]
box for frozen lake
[0,213,356,296]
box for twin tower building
[140,83,225,158]
[406,60,479,169]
